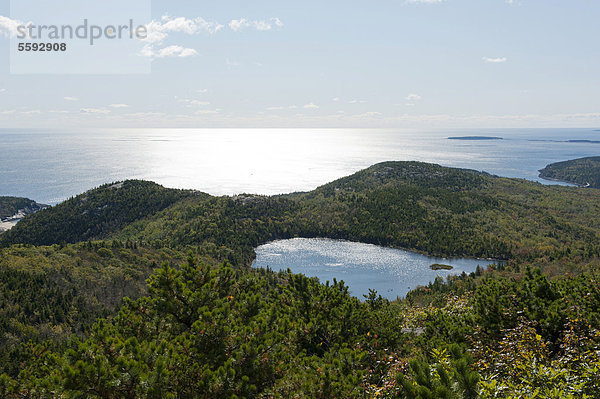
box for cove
[252,238,496,300]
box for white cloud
[0,110,16,115]
[0,16,25,37]
[225,58,240,68]
[266,106,285,111]
[190,100,210,106]
[483,57,508,63]
[156,16,197,35]
[139,45,154,58]
[144,16,224,45]
[356,111,383,118]
[178,99,210,107]
[109,104,129,108]
[229,17,284,32]
[141,44,198,58]
[332,97,340,102]
[175,48,199,58]
[195,109,221,115]
[159,45,198,58]
[80,108,111,114]
[0,89,5,94]
[349,99,366,104]
[253,20,272,31]
[140,16,218,59]
[228,19,249,32]
[64,97,79,101]
[125,112,166,118]
[140,15,281,58]
[405,94,422,106]
[303,103,320,109]
[405,0,444,3]
[197,89,208,94]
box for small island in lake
[539,156,600,188]
[448,136,503,141]
[430,263,454,270]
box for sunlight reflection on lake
[252,238,496,300]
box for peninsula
[539,156,600,188]
[0,196,47,232]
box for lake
[252,238,496,300]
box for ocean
[1,127,599,204]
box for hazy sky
[0,0,599,128]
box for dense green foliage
[0,181,197,246]
[399,269,600,399]
[0,197,45,220]
[1,161,600,397]
[0,242,187,378]
[539,156,600,188]
[2,257,405,397]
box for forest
[539,156,600,188]
[0,181,197,246]
[0,161,599,397]
[0,197,46,220]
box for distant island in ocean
[448,136,504,141]
[567,139,600,143]
[529,139,600,144]
[539,156,600,188]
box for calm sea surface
[252,238,495,300]
[1,128,599,204]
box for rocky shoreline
[538,156,600,189]
[0,201,47,232]
[538,174,589,187]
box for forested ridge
[539,156,600,188]
[1,161,600,397]
[113,161,600,267]
[0,197,46,220]
[0,180,197,246]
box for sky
[0,0,599,129]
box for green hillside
[539,156,600,188]
[0,180,198,247]
[1,162,600,397]
[0,242,188,378]
[113,161,600,266]
[0,197,45,220]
